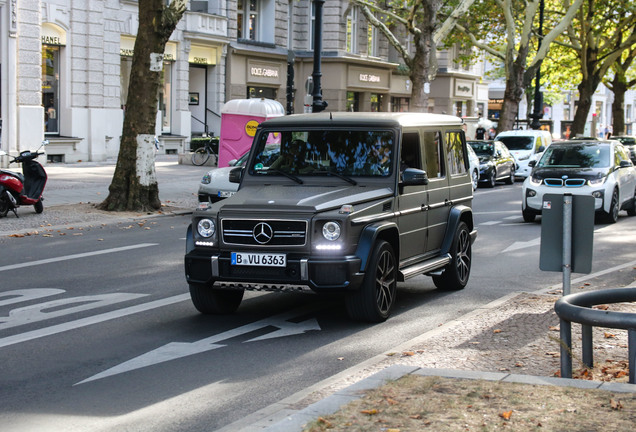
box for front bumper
[523,184,605,213]
[185,250,364,292]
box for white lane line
[0,243,158,272]
[479,221,501,226]
[571,259,636,285]
[0,294,189,349]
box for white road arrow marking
[76,306,322,385]
[502,237,541,252]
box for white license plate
[218,190,235,198]
[231,252,286,267]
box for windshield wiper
[255,169,303,184]
[311,170,357,185]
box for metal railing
[554,287,636,384]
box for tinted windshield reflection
[538,144,610,168]
[249,129,394,177]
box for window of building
[371,93,383,112]
[159,61,172,133]
[42,45,60,134]
[445,131,467,175]
[391,97,409,112]
[309,1,315,50]
[238,0,258,40]
[367,23,377,57]
[248,86,276,99]
[346,91,359,112]
[346,7,358,53]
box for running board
[400,254,451,281]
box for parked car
[611,136,636,163]
[185,112,477,323]
[466,144,479,191]
[521,140,636,223]
[468,140,516,187]
[198,152,249,203]
[495,129,552,180]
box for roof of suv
[259,112,464,128]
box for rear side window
[445,131,467,175]
[422,131,443,178]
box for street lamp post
[529,0,545,130]
[311,0,328,113]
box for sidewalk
[225,287,636,431]
[0,155,210,236]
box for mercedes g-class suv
[185,112,476,322]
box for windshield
[537,144,610,168]
[497,136,534,151]
[469,141,494,157]
[248,129,395,177]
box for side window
[400,132,422,170]
[445,131,467,175]
[422,131,443,178]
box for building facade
[0,0,488,167]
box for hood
[531,167,609,181]
[220,185,394,213]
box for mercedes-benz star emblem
[253,222,274,244]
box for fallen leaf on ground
[604,332,616,338]
[493,329,502,334]
[610,399,623,410]
[360,409,378,415]
[402,351,415,357]
[499,410,513,420]
[594,304,609,310]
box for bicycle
[191,139,218,166]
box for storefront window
[371,93,383,112]
[159,62,172,133]
[42,45,60,134]
[248,86,276,99]
[346,91,359,112]
[391,97,409,112]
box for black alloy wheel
[505,167,515,184]
[433,221,472,291]
[522,207,536,223]
[485,170,496,188]
[603,188,619,224]
[627,187,636,216]
[346,240,397,322]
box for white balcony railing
[185,12,228,38]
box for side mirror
[229,166,244,184]
[401,168,429,186]
[228,159,238,167]
[528,160,537,168]
[619,160,633,168]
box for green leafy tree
[350,0,477,112]
[453,0,583,132]
[558,0,636,136]
[99,0,186,212]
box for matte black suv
[185,112,477,322]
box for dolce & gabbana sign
[348,67,389,90]
[247,60,283,85]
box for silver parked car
[197,152,249,203]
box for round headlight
[322,221,341,241]
[197,218,216,238]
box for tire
[602,188,619,224]
[432,221,471,291]
[0,198,9,218]
[522,208,536,223]
[189,284,244,314]
[471,169,479,191]
[627,187,636,217]
[504,167,515,184]
[34,199,44,214]
[192,147,211,166]
[485,170,496,188]
[345,240,397,322]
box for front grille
[221,219,307,246]
[544,178,586,187]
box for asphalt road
[1,181,635,431]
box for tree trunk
[99,0,185,212]
[571,76,600,137]
[497,58,527,133]
[610,73,627,135]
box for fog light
[592,190,603,199]
[527,189,536,197]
